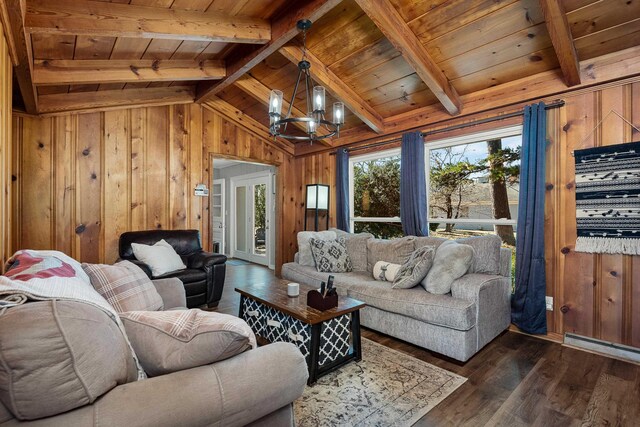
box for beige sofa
[0,278,308,427]
[282,232,512,362]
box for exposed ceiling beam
[2,0,37,113]
[33,59,226,85]
[195,0,344,102]
[539,0,581,86]
[38,87,195,116]
[203,97,295,156]
[355,0,462,115]
[279,44,384,134]
[234,75,333,147]
[25,0,270,43]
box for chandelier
[268,20,344,142]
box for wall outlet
[545,296,553,311]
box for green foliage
[254,184,266,229]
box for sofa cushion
[456,235,502,275]
[392,245,435,289]
[330,228,373,271]
[297,231,337,267]
[422,241,474,294]
[120,310,255,377]
[0,301,135,421]
[131,239,187,277]
[372,261,401,281]
[346,281,476,330]
[281,262,369,293]
[309,237,353,273]
[82,261,164,312]
[413,236,447,250]
[366,236,415,272]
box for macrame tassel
[575,237,640,256]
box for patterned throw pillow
[372,261,402,281]
[120,309,256,376]
[82,261,164,313]
[309,237,353,273]
[392,246,435,289]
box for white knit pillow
[130,239,186,277]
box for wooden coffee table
[235,280,365,385]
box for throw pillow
[372,261,402,281]
[0,300,136,421]
[421,240,474,294]
[130,239,186,277]
[330,228,373,271]
[456,235,502,275]
[393,245,435,289]
[120,309,256,377]
[82,260,164,312]
[297,231,337,267]
[309,237,353,273]
[366,236,416,272]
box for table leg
[307,323,322,385]
[238,295,246,320]
[351,310,362,362]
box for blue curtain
[400,131,429,236]
[511,102,547,334]
[335,148,350,232]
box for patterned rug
[294,338,466,427]
[574,141,640,255]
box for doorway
[212,158,276,269]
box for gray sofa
[0,278,308,427]
[282,232,512,362]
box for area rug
[574,141,640,255]
[294,338,466,427]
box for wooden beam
[234,75,333,147]
[25,0,270,43]
[355,0,462,115]
[33,59,226,85]
[203,97,295,156]
[539,0,581,86]
[195,0,343,102]
[295,45,640,156]
[2,0,37,113]
[0,0,19,66]
[279,44,385,134]
[38,87,195,115]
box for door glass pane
[236,186,247,252]
[253,184,266,256]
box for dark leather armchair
[118,230,227,308]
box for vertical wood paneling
[169,104,189,230]
[145,106,169,230]
[130,108,147,231]
[53,115,75,255]
[188,104,203,231]
[0,23,12,270]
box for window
[349,149,403,239]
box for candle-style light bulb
[272,98,279,109]
[313,86,325,113]
[315,94,321,108]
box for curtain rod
[330,100,565,155]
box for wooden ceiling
[5,0,640,148]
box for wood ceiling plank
[567,0,640,39]
[575,19,640,61]
[279,44,384,133]
[195,0,343,101]
[367,87,437,117]
[38,86,196,115]
[344,55,416,93]
[34,59,226,85]
[170,41,211,60]
[360,73,429,106]
[3,0,37,113]
[25,0,271,43]
[540,0,581,86]
[356,0,462,115]
[30,34,76,60]
[234,75,333,146]
[329,38,400,80]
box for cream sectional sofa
[282,231,512,362]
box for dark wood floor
[216,263,640,426]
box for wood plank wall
[0,19,12,271]
[11,104,300,273]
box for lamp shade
[269,90,283,116]
[306,184,329,210]
[333,102,344,125]
[313,86,325,113]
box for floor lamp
[304,184,329,231]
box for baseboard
[508,324,563,343]
[563,333,640,365]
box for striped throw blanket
[1,250,146,380]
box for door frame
[211,178,226,254]
[229,170,274,267]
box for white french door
[211,179,225,254]
[230,173,272,266]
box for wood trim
[38,87,195,115]
[203,97,295,156]
[355,0,462,115]
[508,325,564,343]
[0,0,18,66]
[34,59,226,85]
[4,0,37,113]
[279,44,385,134]
[234,75,333,147]
[540,0,581,87]
[195,0,343,102]
[25,0,271,43]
